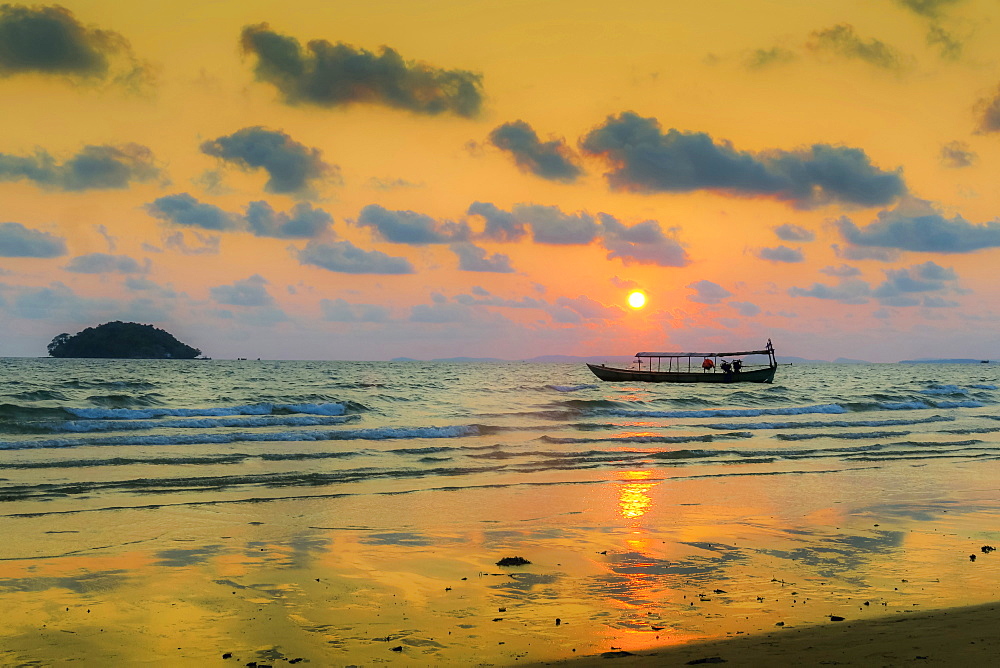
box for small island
[47,321,203,359]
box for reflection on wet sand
[617,470,658,521]
[2,460,1000,665]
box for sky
[2,0,1000,361]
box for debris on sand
[496,556,531,566]
[601,650,635,658]
[982,545,996,554]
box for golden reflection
[617,470,660,521]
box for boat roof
[636,349,771,358]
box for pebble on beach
[496,556,531,566]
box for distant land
[393,354,836,364]
[390,355,994,364]
[900,358,993,364]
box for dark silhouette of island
[47,321,202,359]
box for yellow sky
[2,0,1000,360]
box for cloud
[511,204,601,245]
[453,292,546,309]
[469,201,689,266]
[148,194,333,239]
[0,222,66,257]
[210,274,274,307]
[95,224,117,251]
[162,230,220,255]
[368,176,422,190]
[756,245,804,263]
[124,276,177,297]
[836,201,1000,253]
[687,279,732,304]
[808,24,909,71]
[895,0,962,18]
[921,296,960,307]
[610,276,639,290]
[146,193,238,231]
[450,242,515,273]
[245,201,331,239]
[831,243,899,262]
[939,140,976,168]
[0,4,151,86]
[488,120,582,182]
[239,23,483,117]
[410,301,472,323]
[926,24,963,60]
[975,85,1000,133]
[871,261,960,307]
[554,295,624,321]
[356,204,470,244]
[729,301,761,316]
[820,264,862,277]
[788,279,871,304]
[11,281,114,320]
[774,223,815,241]
[200,127,336,195]
[580,112,905,208]
[467,201,527,242]
[0,144,160,191]
[744,47,797,70]
[321,298,391,322]
[599,214,689,267]
[64,253,147,274]
[297,240,414,274]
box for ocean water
[1,358,998,516]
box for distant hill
[47,321,202,359]
[900,358,991,364]
[389,353,840,364]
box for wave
[539,431,752,445]
[51,414,359,433]
[0,424,482,451]
[775,430,911,441]
[599,404,849,419]
[547,384,598,392]
[65,402,356,420]
[703,414,954,431]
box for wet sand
[2,462,1000,665]
[530,603,1000,666]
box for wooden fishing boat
[587,340,777,383]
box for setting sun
[627,291,647,309]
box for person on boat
[720,360,732,373]
[702,358,715,372]
[733,359,743,373]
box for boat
[587,339,777,383]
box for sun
[627,291,646,309]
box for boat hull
[587,363,776,383]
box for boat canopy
[635,348,771,358]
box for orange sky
[2,0,1000,360]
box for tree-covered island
[47,321,203,359]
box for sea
[1,358,998,516]
[3,358,1000,663]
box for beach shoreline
[527,601,1000,666]
[3,466,1000,666]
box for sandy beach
[3,461,1000,666]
